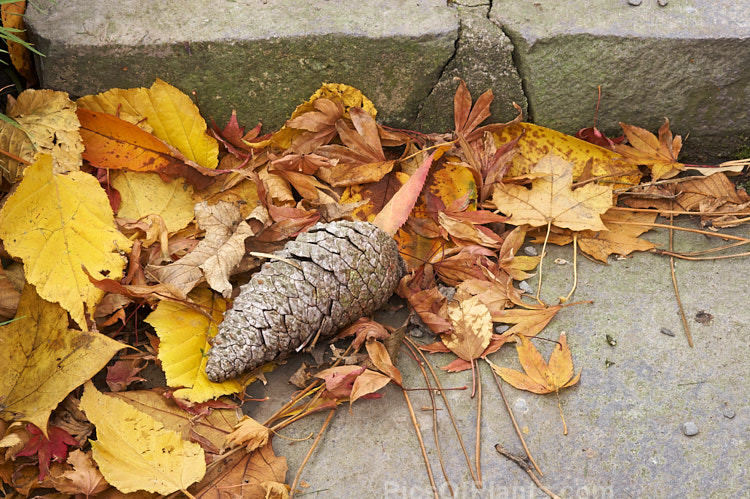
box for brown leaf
[366,339,402,386]
[223,416,270,453]
[337,317,390,350]
[50,449,109,497]
[615,118,684,181]
[442,290,493,362]
[106,359,147,392]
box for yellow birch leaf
[442,291,493,362]
[79,381,205,495]
[494,122,640,188]
[77,79,218,168]
[111,170,195,233]
[0,89,83,182]
[145,287,242,402]
[0,285,125,434]
[0,155,132,328]
[491,153,613,232]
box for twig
[487,359,542,475]
[655,249,750,261]
[668,210,694,347]
[402,384,440,499]
[611,206,750,217]
[289,409,336,499]
[406,338,479,486]
[615,220,750,242]
[494,444,560,499]
[534,221,552,306]
[560,233,578,303]
[474,360,483,488]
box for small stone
[657,0,668,6]
[494,324,510,334]
[682,421,699,436]
[660,327,675,337]
[627,0,642,5]
[523,246,538,256]
[513,398,528,413]
[723,406,736,419]
[410,327,425,338]
[518,280,533,293]
[554,258,568,265]
[438,285,456,301]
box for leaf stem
[559,233,578,303]
[534,221,552,306]
[289,409,336,499]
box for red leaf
[15,424,78,481]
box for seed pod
[205,220,406,382]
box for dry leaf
[0,285,124,434]
[0,155,132,328]
[492,153,613,232]
[51,449,109,497]
[223,416,270,453]
[442,291,493,362]
[79,382,206,495]
[615,118,684,181]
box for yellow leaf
[0,285,124,434]
[494,122,641,188]
[615,119,684,181]
[1,2,36,85]
[78,79,219,168]
[111,170,195,233]
[145,287,242,402]
[0,156,132,328]
[491,153,613,232]
[224,416,270,452]
[0,89,83,182]
[442,291,493,362]
[79,381,205,494]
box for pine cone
[206,221,406,382]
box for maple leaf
[0,89,83,182]
[0,284,125,433]
[315,365,391,405]
[211,110,265,157]
[0,155,133,328]
[145,287,242,402]
[51,449,109,497]
[336,317,390,350]
[491,153,613,232]
[223,416,270,453]
[78,79,219,168]
[316,107,395,186]
[79,382,206,495]
[106,359,147,392]
[489,332,580,434]
[615,118,684,181]
[15,424,78,481]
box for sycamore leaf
[223,416,270,453]
[0,155,132,328]
[145,287,241,402]
[442,291,493,362]
[188,442,287,498]
[0,89,83,182]
[77,79,219,168]
[79,382,205,494]
[51,449,109,497]
[494,122,640,188]
[111,170,195,233]
[615,118,684,181]
[149,200,257,297]
[0,285,125,433]
[490,332,580,395]
[492,153,612,232]
[530,209,657,262]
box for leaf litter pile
[0,76,747,498]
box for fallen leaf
[315,365,391,405]
[223,416,270,453]
[366,339,402,386]
[51,449,109,497]
[0,89,83,181]
[491,332,580,394]
[336,317,390,350]
[145,287,242,402]
[1,2,36,85]
[79,382,206,495]
[494,122,640,188]
[0,285,125,433]
[341,171,406,222]
[442,291,493,362]
[491,305,561,337]
[14,424,78,481]
[491,153,613,232]
[77,79,219,168]
[106,359,148,392]
[615,118,684,181]
[0,155,132,328]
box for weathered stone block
[491,0,750,160]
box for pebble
[682,421,699,436]
[723,406,736,419]
[627,0,642,5]
[410,327,425,338]
[513,398,528,413]
[518,280,533,293]
[523,246,538,257]
[494,324,510,334]
[554,258,569,265]
[657,0,668,6]
[438,285,456,301]
[660,327,675,337]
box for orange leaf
[615,118,684,181]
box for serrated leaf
[79,382,205,494]
[0,155,132,328]
[145,287,242,402]
[0,285,125,434]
